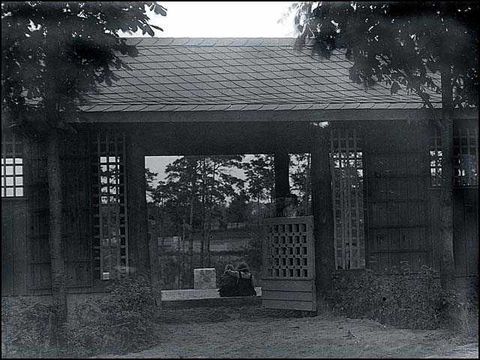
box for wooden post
[126,135,150,279]
[274,151,290,216]
[148,227,162,306]
[311,124,335,310]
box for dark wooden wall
[2,199,28,295]
[2,126,155,296]
[20,130,94,295]
[24,136,51,293]
[361,121,432,272]
[358,120,478,277]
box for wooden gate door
[261,216,316,311]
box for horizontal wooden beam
[76,108,478,124]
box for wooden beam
[77,108,478,124]
[311,124,335,309]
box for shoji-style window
[92,133,128,280]
[1,132,23,198]
[430,127,478,187]
[330,128,366,270]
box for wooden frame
[330,128,365,270]
[262,216,316,311]
[91,132,129,280]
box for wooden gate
[261,216,316,311]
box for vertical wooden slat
[353,131,360,268]
[97,132,104,279]
[114,135,121,273]
[346,129,353,268]
[122,133,129,274]
[126,133,149,277]
[330,129,338,269]
[338,130,344,268]
[311,124,335,305]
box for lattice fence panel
[430,127,478,187]
[91,132,128,280]
[263,216,314,279]
[330,128,365,270]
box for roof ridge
[125,37,298,47]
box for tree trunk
[274,151,290,216]
[46,129,67,345]
[439,67,456,292]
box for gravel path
[96,306,478,358]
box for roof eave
[73,108,478,124]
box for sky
[144,2,298,183]
[123,1,298,38]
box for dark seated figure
[227,262,257,297]
[218,264,238,297]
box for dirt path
[97,306,478,358]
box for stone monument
[193,268,217,289]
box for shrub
[330,264,447,329]
[1,297,56,355]
[439,286,478,337]
[66,274,158,355]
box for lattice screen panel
[1,132,23,198]
[453,127,478,187]
[430,130,443,187]
[91,132,128,280]
[330,128,365,270]
[264,216,314,279]
[430,127,478,187]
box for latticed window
[92,133,128,280]
[430,130,443,187]
[264,217,314,279]
[430,127,478,187]
[1,132,24,198]
[330,128,365,270]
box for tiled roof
[81,37,442,113]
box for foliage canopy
[293,1,479,110]
[1,1,166,131]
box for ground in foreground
[97,305,478,358]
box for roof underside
[80,37,442,114]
